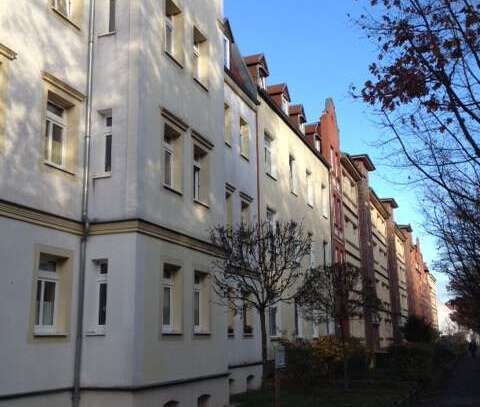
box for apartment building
[244,52,332,351]
[222,19,263,396]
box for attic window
[281,95,289,115]
[223,34,230,70]
[258,75,266,90]
[299,119,305,134]
[314,135,321,153]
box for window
[193,144,209,204]
[163,123,182,191]
[240,199,250,226]
[165,0,183,62]
[264,133,273,176]
[45,101,66,167]
[224,104,231,145]
[240,118,249,159]
[223,34,230,69]
[242,292,253,336]
[227,288,235,336]
[308,233,315,269]
[108,0,116,32]
[314,135,321,153]
[259,75,266,90]
[104,115,112,173]
[164,402,179,407]
[294,301,302,337]
[306,170,313,206]
[269,306,278,336]
[92,260,108,332]
[299,121,305,134]
[35,255,59,334]
[162,264,181,333]
[193,271,209,334]
[289,155,297,194]
[52,0,72,17]
[266,207,276,230]
[281,95,289,115]
[225,189,233,228]
[321,184,329,218]
[198,394,211,407]
[193,27,208,86]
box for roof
[267,83,291,101]
[340,154,362,181]
[369,188,390,219]
[305,123,319,134]
[398,224,413,232]
[244,53,270,75]
[289,104,306,119]
[350,154,376,171]
[380,198,399,209]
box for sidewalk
[420,355,480,407]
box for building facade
[0,1,438,406]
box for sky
[224,0,450,303]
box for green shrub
[388,343,434,383]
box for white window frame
[223,34,230,69]
[281,95,289,115]
[163,139,174,188]
[225,190,233,228]
[266,207,276,230]
[240,119,249,159]
[34,258,59,335]
[193,272,203,333]
[289,155,297,194]
[264,134,273,176]
[192,40,200,80]
[308,234,315,269]
[165,13,174,55]
[104,115,112,174]
[294,301,303,338]
[45,102,66,168]
[94,260,108,334]
[306,170,314,206]
[321,184,329,218]
[193,159,201,202]
[314,135,321,152]
[162,269,174,333]
[53,0,72,17]
[240,200,250,225]
[108,0,116,33]
[269,306,278,337]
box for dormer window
[299,121,305,134]
[314,135,321,153]
[281,96,289,115]
[223,34,230,70]
[258,75,266,90]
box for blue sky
[224,0,449,303]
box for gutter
[72,0,96,405]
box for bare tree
[210,220,312,383]
[296,263,381,390]
[354,0,480,332]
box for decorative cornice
[42,72,85,101]
[0,43,17,61]
[191,129,214,150]
[0,199,82,235]
[161,107,189,131]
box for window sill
[225,141,232,148]
[44,161,75,176]
[243,333,254,338]
[193,77,209,93]
[227,333,235,338]
[34,331,68,337]
[93,172,112,180]
[51,7,81,31]
[307,202,314,209]
[266,172,277,182]
[164,50,184,69]
[291,190,298,197]
[86,330,106,337]
[98,31,116,38]
[194,331,211,337]
[240,154,249,162]
[193,199,210,209]
[162,331,183,336]
[163,184,183,197]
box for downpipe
[72,0,96,405]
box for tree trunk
[259,308,268,387]
[341,331,350,391]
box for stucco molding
[0,199,82,235]
[42,71,85,102]
[161,107,189,131]
[0,43,17,61]
[191,129,214,150]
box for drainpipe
[72,0,96,405]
